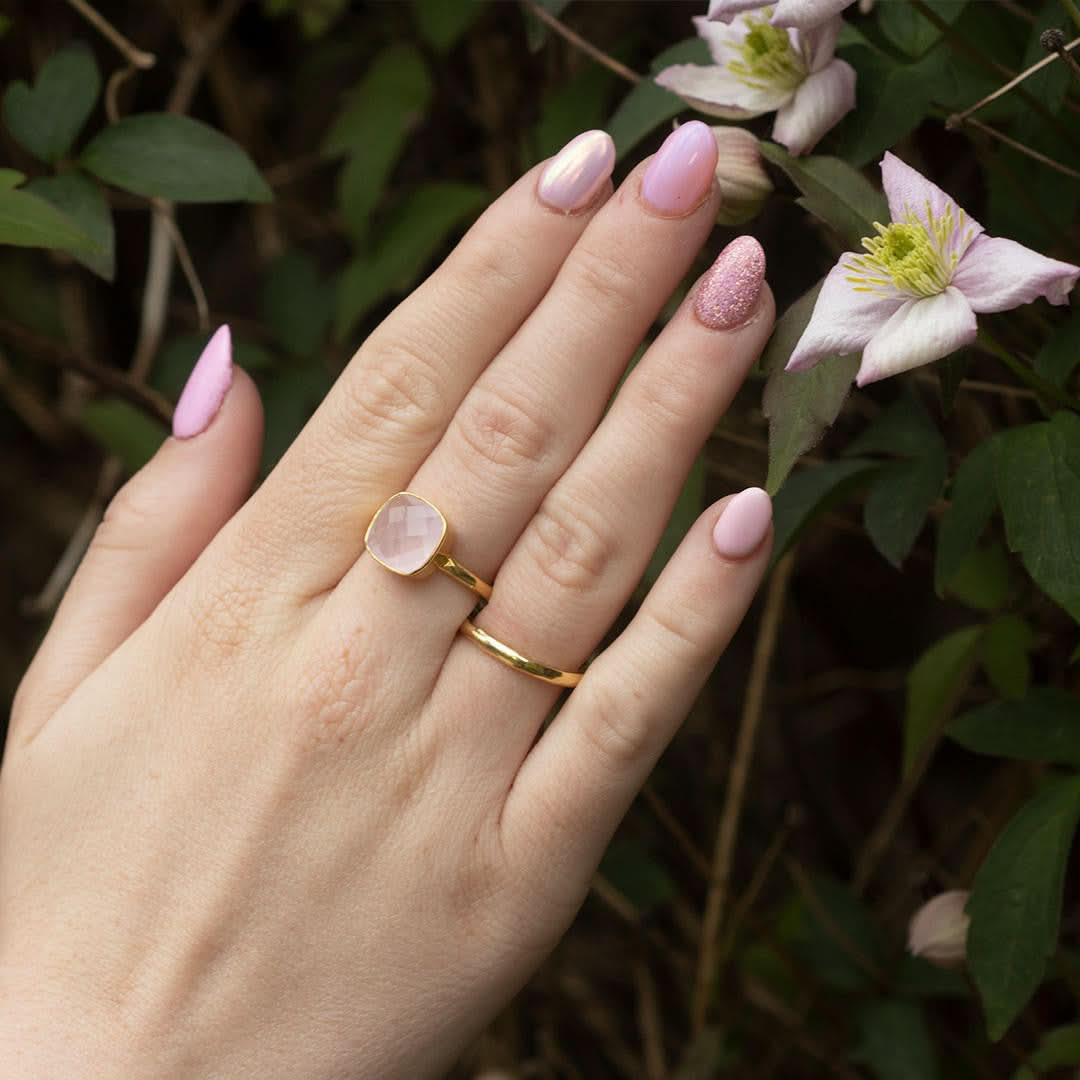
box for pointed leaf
[25,172,114,280]
[934,440,997,596]
[864,447,947,569]
[969,776,1080,1041]
[0,183,101,254]
[949,689,1080,764]
[81,113,272,203]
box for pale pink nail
[712,488,772,559]
[538,130,616,213]
[696,236,766,331]
[172,324,234,439]
[641,121,718,216]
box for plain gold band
[433,552,492,603]
[459,618,583,688]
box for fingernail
[538,130,616,213]
[172,324,233,439]
[695,236,766,331]
[641,121,718,216]
[712,487,772,559]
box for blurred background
[2,1,1079,1076]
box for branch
[692,549,796,1036]
[521,0,641,85]
[0,319,173,426]
[64,0,156,69]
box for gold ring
[459,618,583,688]
[365,492,492,603]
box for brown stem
[692,549,796,1035]
[962,116,1080,181]
[64,0,155,68]
[521,0,641,85]
[0,319,172,426]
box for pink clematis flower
[655,12,856,157]
[787,154,1080,386]
[709,0,860,29]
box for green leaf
[323,44,431,238]
[969,776,1080,1041]
[261,0,348,38]
[0,182,101,255]
[760,143,888,250]
[1034,308,1080,388]
[863,447,947,569]
[335,181,488,339]
[892,953,969,998]
[847,389,942,459]
[645,455,703,586]
[851,999,938,1080]
[607,38,710,162]
[904,626,983,773]
[877,0,967,58]
[994,412,1080,623]
[1022,1022,1080,1073]
[949,689,1080,764]
[0,168,25,189]
[981,614,1035,701]
[770,457,879,564]
[260,251,333,357]
[411,0,484,52]
[81,113,272,204]
[945,541,1011,613]
[761,281,859,494]
[81,398,165,473]
[934,440,997,596]
[2,45,100,163]
[25,172,114,280]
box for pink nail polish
[538,130,616,213]
[172,324,233,439]
[712,487,772,559]
[695,236,766,331]
[640,121,718,216]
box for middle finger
[336,121,721,648]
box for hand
[3,122,775,1078]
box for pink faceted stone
[366,493,446,575]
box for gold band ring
[365,492,492,603]
[459,618,583,688]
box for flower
[708,0,859,29]
[654,11,856,157]
[710,126,773,224]
[907,890,970,969]
[787,153,1080,386]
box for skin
[2,149,775,1078]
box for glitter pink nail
[695,236,766,331]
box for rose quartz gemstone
[366,493,446,575]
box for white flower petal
[857,287,977,386]
[881,152,984,265]
[951,234,1080,313]
[707,0,771,24]
[655,64,794,119]
[692,14,746,64]
[771,58,855,155]
[787,261,905,371]
[792,16,843,72]
[772,0,855,29]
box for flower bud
[710,126,773,226]
[907,890,970,969]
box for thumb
[11,325,264,743]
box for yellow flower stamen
[844,219,953,299]
[727,10,804,93]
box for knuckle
[525,493,618,593]
[568,240,643,315]
[454,384,554,475]
[343,341,445,444]
[633,366,706,435]
[93,474,164,555]
[644,601,708,663]
[579,677,651,770]
[451,230,527,297]
[180,574,263,664]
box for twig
[154,202,209,330]
[692,549,796,1036]
[0,319,172,425]
[64,0,155,68]
[521,0,641,85]
[962,115,1080,182]
[1043,28,1080,82]
[634,959,667,1080]
[641,782,712,880]
[947,35,1080,127]
[103,64,137,123]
